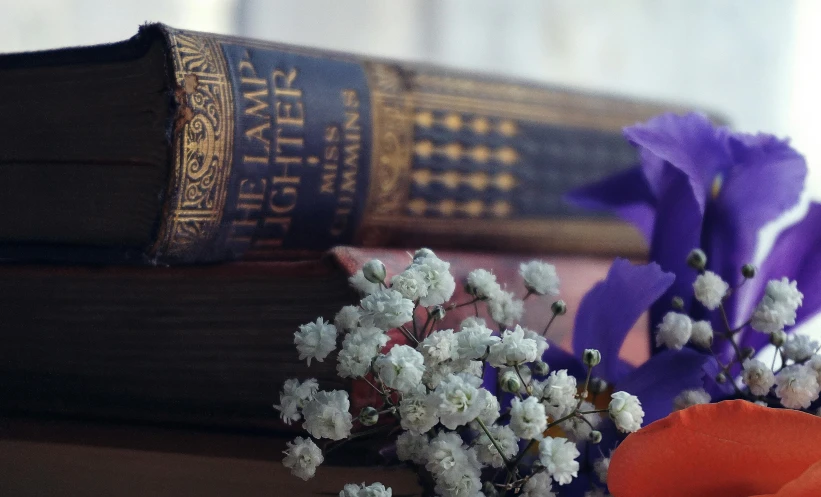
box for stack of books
[0,24,690,495]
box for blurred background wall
[0,0,818,196]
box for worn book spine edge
[146,24,659,263]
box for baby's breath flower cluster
[659,248,821,414]
[275,249,640,496]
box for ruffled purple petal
[565,167,656,241]
[704,133,807,324]
[615,348,710,425]
[737,202,821,354]
[573,258,675,383]
[647,165,704,345]
[624,112,730,211]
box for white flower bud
[551,300,567,315]
[532,360,549,376]
[589,430,603,444]
[500,369,522,393]
[362,259,387,283]
[741,264,756,279]
[430,305,446,321]
[358,406,380,426]
[583,349,601,367]
[770,330,787,347]
[686,248,707,270]
[413,248,435,261]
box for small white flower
[487,290,525,327]
[433,470,482,497]
[282,436,323,481]
[434,374,487,429]
[390,268,428,301]
[359,289,414,331]
[520,260,560,296]
[373,345,425,394]
[474,389,501,426]
[487,325,538,367]
[693,271,728,310]
[473,424,519,468]
[334,305,361,332]
[539,436,580,486]
[274,378,319,424]
[783,334,819,363]
[751,278,803,334]
[655,312,692,350]
[537,370,578,420]
[294,318,338,366]
[608,391,644,433]
[302,390,353,440]
[751,300,792,334]
[396,431,429,464]
[412,254,456,307]
[673,388,711,411]
[339,482,392,497]
[509,396,547,439]
[466,268,502,300]
[337,327,389,378]
[455,320,499,360]
[398,392,439,434]
[689,320,714,348]
[425,432,480,480]
[593,457,610,484]
[742,358,776,396]
[349,269,381,295]
[418,329,458,365]
[522,472,556,497]
[775,364,820,409]
[522,328,550,358]
[767,277,804,308]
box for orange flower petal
[752,458,821,497]
[609,400,821,497]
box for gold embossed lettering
[272,68,302,97]
[244,122,271,153]
[242,88,270,118]
[238,60,266,86]
[276,101,305,127]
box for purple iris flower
[566,112,814,365]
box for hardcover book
[0,24,696,264]
[0,247,646,431]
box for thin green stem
[475,417,512,468]
[542,312,558,335]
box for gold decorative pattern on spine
[357,63,414,246]
[151,29,234,261]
